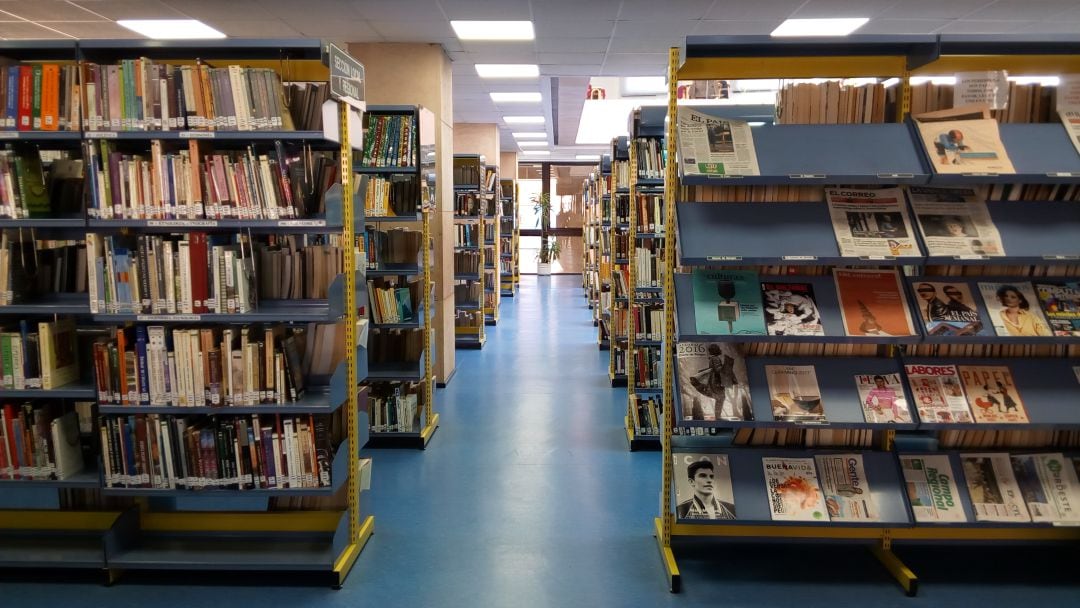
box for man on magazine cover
[676,460,736,520]
[915,283,949,321]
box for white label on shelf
[954,254,989,260]
[788,174,826,179]
[706,255,742,261]
[1043,255,1080,261]
[1046,172,1080,178]
[91,131,118,139]
[0,131,19,139]
[782,255,818,261]
[147,219,219,227]
[179,131,216,139]
[137,314,201,321]
[277,219,326,227]
[960,172,999,177]
[860,255,896,261]
[876,173,915,179]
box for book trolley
[499,178,517,298]
[453,154,487,349]
[656,36,1080,594]
[483,170,500,326]
[357,105,438,450]
[0,39,373,586]
[609,137,630,387]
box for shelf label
[706,255,742,261]
[277,219,326,227]
[876,173,914,180]
[788,174,826,180]
[90,131,118,139]
[860,255,896,261]
[325,42,366,111]
[0,131,19,139]
[1043,255,1079,261]
[137,314,201,321]
[147,219,219,227]
[782,255,818,261]
[1046,172,1080,178]
[179,131,216,139]
[954,254,989,260]
[960,172,999,177]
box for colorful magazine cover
[960,453,1031,523]
[855,373,912,423]
[833,269,916,337]
[903,363,974,424]
[765,365,826,423]
[913,110,1016,175]
[1034,282,1080,336]
[900,455,968,523]
[978,281,1053,337]
[1011,453,1080,524]
[676,342,753,422]
[691,268,766,335]
[672,453,737,520]
[824,187,919,258]
[907,186,1006,257]
[814,454,878,522]
[762,457,829,522]
[958,365,1030,424]
[761,282,824,336]
[910,281,988,336]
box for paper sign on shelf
[955,71,1010,110]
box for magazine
[910,281,987,336]
[833,269,916,337]
[900,455,968,523]
[676,107,760,177]
[855,373,911,423]
[1011,453,1080,524]
[825,187,919,258]
[960,453,1031,523]
[763,457,829,522]
[814,454,878,522]
[958,365,1030,424]
[672,453,737,520]
[978,281,1053,337]
[765,365,826,423]
[676,342,753,422]
[903,363,974,423]
[761,282,823,336]
[907,186,1005,257]
[913,106,1016,174]
[1034,282,1080,337]
[1057,106,1080,159]
[691,269,766,335]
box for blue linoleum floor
[3,275,1080,607]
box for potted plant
[532,192,561,275]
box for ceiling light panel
[451,20,535,40]
[118,19,227,39]
[771,18,869,37]
[522,150,551,155]
[513,132,547,138]
[475,64,539,78]
[517,141,548,147]
[503,116,545,124]
[490,92,542,102]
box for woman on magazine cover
[994,285,1051,337]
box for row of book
[909,81,1055,124]
[455,310,482,329]
[367,277,417,325]
[454,251,480,274]
[613,158,630,190]
[0,150,84,219]
[612,347,627,377]
[610,308,628,340]
[453,162,484,190]
[360,114,414,168]
[454,282,480,305]
[634,246,661,289]
[631,394,662,437]
[633,137,665,180]
[613,196,629,225]
[0,404,83,480]
[0,317,78,391]
[0,64,81,131]
[0,239,87,304]
[99,412,338,490]
[634,194,664,233]
[776,81,894,124]
[368,327,423,365]
[730,427,878,448]
[632,345,660,389]
[255,236,345,301]
[364,175,419,218]
[362,227,420,270]
[454,193,485,216]
[938,429,1078,449]
[904,344,1075,359]
[632,303,663,341]
[455,224,479,247]
[369,381,421,433]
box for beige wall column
[453,123,501,170]
[348,42,456,384]
[500,152,518,182]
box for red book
[16,66,31,130]
[188,232,209,314]
[3,404,20,478]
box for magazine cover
[825,187,919,258]
[1035,282,1080,336]
[958,365,1029,424]
[814,454,878,522]
[676,341,753,422]
[855,373,912,423]
[907,186,1005,257]
[692,268,766,335]
[833,269,916,337]
[763,457,829,522]
[1011,453,1080,524]
[913,109,1016,174]
[977,282,1053,337]
[904,363,974,423]
[672,453,737,520]
[761,282,824,336]
[900,455,968,523]
[677,107,760,177]
[765,365,826,423]
[960,453,1031,523]
[911,281,988,336]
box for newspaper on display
[677,107,760,177]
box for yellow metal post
[339,101,360,545]
[423,196,434,430]
[627,139,638,431]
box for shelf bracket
[870,530,918,597]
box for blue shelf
[83,130,335,144]
[0,293,90,315]
[455,246,480,251]
[636,178,665,187]
[635,387,663,395]
[88,217,342,234]
[0,383,96,399]
[456,303,481,310]
[923,123,1080,185]
[0,535,110,569]
[368,354,425,382]
[922,201,1080,266]
[455,274,481,282]
[0,468,100,489]
[635,339,663,347]
[682,34,938,66]
[367,263,421,277]
[680,123,929,186]
[367,213,422,222]
[636,286,663,293]
[0,131,82,143]
[0,216,85,229]
[354,166,417,174]
[94,297,340,324]
[372,306,423,329]
[677,201,922,266]
[77,38,325,61]
[636,232,665,239]
[674,273,921,345]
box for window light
[476,64,539,78]
[451,21,534,41]
[118,19,226,40]
[771,18,869,37]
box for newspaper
[825,187,919,258]
[1057,106,1080,159]
[1011,453,1080,524]
[900,455,967,523]
[1057,74,1080,157]
[960,453,1031,523]
[815,454,878,522]
[676,107,760,177]
[762,457,828,522]
[903,363,974,424]
[913,105,1015,175]
[908,186,1005,257]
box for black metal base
[436,367,457,388]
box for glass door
[518,163,591,274]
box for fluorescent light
[1009,75,1059,86]
[747,122,765,126]
[517,141,547,147]
[476,64,539,78]
[881,78,901,88]
[504,116,544,124]
[118,19,226,40]
[771,18,868,37]
[910,76,957,85]
[451,21,534,41]
[490,92,542,103]
[513,132,546,139]
[522,150,550,155]
[576,154,600,160]
[575,99,637,144]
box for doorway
[517,162,593,274]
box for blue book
[691,268,766,335]
[396,287,414,322]
[4,67,17,129]
[134,326,150,406]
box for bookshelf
[0,39,373,586]
[499,178,517,298]
[358,105,439,450]
[582,173,601,315]
[609,136,630,386]
[596,154,613,351]
[453,154,488,349]
[655,36,1080,595]
[484,169,500,325]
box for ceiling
[0,0,1076,159]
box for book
[908,186,1005,257]
[814,454,878,522]
[762,457,828,521]
[960,453,1031,523]
[904,363,974,423]
[899,454,967,523]
[824,187,919,258]
[978,281,1053,337]
[675,341,753,422]
[691,269,765,335]
[833,268,915,337]
[761,282,823,336]
[672,453,736,520]
[1034,282,1080,336]
[957,365,1030,424]
[855,372,911,423]
[911,281,987,336]
[765,364,826,423]
[1011,453,1080,524]
[913,108,1016,174]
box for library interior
[3,1,1080,606]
